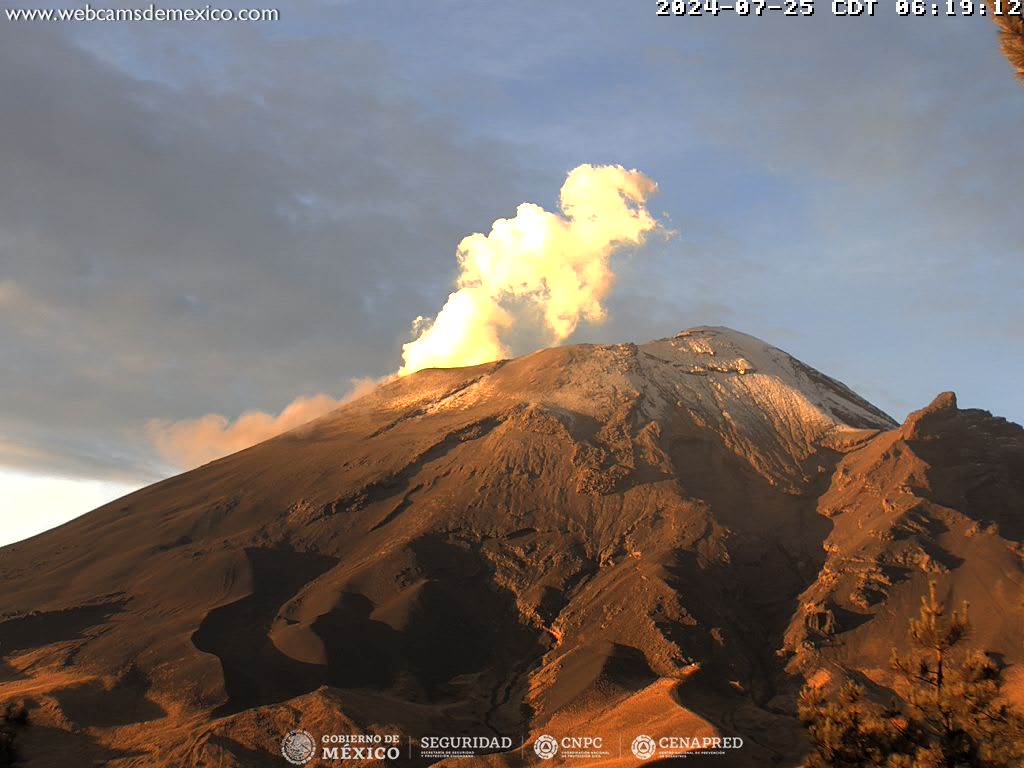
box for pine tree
[798,680,914,767]
[799,581,1024,767]
[0,701,26,767]
[890,582,1024,768]
[984,0,1024,81]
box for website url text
[5,3,280,22]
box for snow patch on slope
[636,327,896,487]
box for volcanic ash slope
[1,327,1021,768]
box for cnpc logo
[533,735,558,760]
[533,734,606,760]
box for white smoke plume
[399,163,661,375]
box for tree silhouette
[984,0,1024,81]
[798,680,919,767]
[0,702,25,768]
[799,582,1024,767]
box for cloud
[0,279,20,308]
[399,164,662,375]
[147,378,378,469]
[0,21,534,481]
[0,468,137,547]
[7,4,1024,486]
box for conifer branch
[986,0,1024,81]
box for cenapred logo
[631,733,744,760]
[631,734,657,760]
[533,734,559,760]
[280,729,316,765]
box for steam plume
[149,164,662,469]
[399,164,660,375]
[148,379,376,468]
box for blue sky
[1,2,1021,543]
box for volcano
[1,327,1022,767]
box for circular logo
[281,729,316,765]
[631,734,657,761]
[533,734,559,760]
